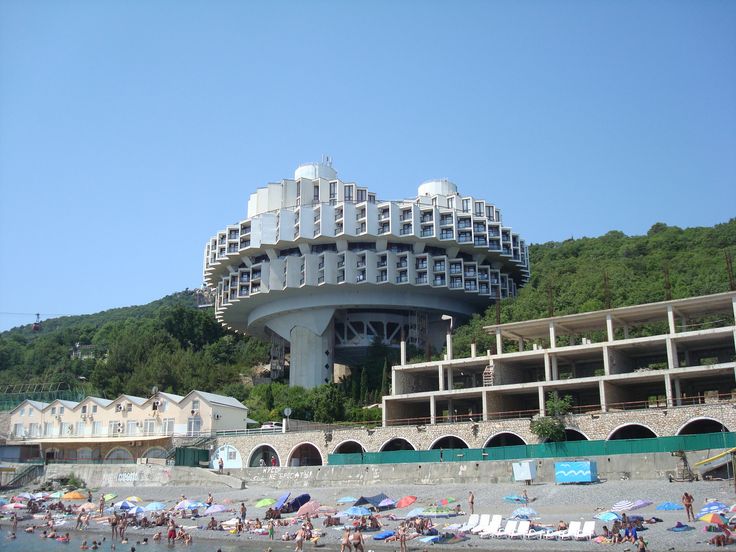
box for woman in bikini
[340,528,352,552]
[351,528,365,552]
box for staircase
[165,435,218,462]
[483,363,495,386]
[671,450,696,482]
[1,463,44,490]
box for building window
[92,405,97,413]
[81,405,87,414]
[76,421,85,436]
[296,181,300,199]
[344,185,353,201]
[51,407,56,415]
[192,399,200,411]
[126,403,133,412]
[368,194,375,204]
[357,189,366,202]
[447,197,454,209]
[19,408,25,416]
[28,409,33,417]
[144,419,156,436]
[313,185,320,201]
[92,421,102,435]
[163,418,174,434]
[228,450,237,460]
[329,181,337,199]
[462,199,470,212]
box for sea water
[0,530,251,552]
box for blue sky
[1,0,734,331]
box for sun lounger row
[457,515,595,541]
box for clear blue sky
[1,1,734,331]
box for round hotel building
[203,161,530,388]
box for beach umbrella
[288,494,311,510]
[103,493,117,501]
[439,497,456,506]
[405,507,425,518]
[594,511,621,522]
[274,492,290,510]
[667,522,694,532]
[144,502,167,512]
[337,496,357,504]
[379,498,396,508]
[422,506,455,517]
[255,498,276,508]
[125,496,143,503]
[396,496,417,509]
[114,500,137,510]
[630,499,653,510]
[700,502,729,515]
[656,502,684,511]
[699,513,729,525]
[205,504,230,515]
[49,491,63,499]
[612,500,636,512]
[128,506,146,516]
[176,500,206,511]
[79,502,97,512]
[63,490,86,500]
[33,492,49,500]
[340,506,372,517]
[511,507,538,519]
[297,501,321,516]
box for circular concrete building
[203,161,530,388]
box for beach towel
[372,530,395,540]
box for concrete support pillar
[447,398,454,422]
[446,331,453,361]
[544,353,552,381]
[429,395,436,425]
[551,355,559,380]
[667,305,676,335]
[538,387,546,416]
[664,374,674,407]
[602,346,611,376]
[481,391,488,422]
[623,325,630,339]
[496,329,503,355]
[446,366,454,391]
[666,337,679,369]
[549,322,556,349]
[518,338,524,352]
[674,378,682,406]
[606,314,615,342]
[400,338,407,365]
[438,365,444,391]
[471,341,477,358]
[599,380,608,412]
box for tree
[530,393,573,442]
[312,384,346,423]
[380,358,389,397]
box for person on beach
[88,490,93,503]
[240,503,247,522]
[76,511,84,530]
[682,492,694,522]
[206,493,214,507]
[636,535,648,551]
[468,491,474,514]
[294,525,306,552]
[351,528,365,552]
[167,519,177,545]
[11,514,17,533]
[340,528,352,552]
[99,495,105,515]
[110,513,119,541]
[398,523,407,552]
[522,489,529,505]
[218,457,224,474]
[268,520,275,540]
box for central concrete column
[481,391,488,422]
[429,395,436,424]
[446,366,454,390]
[549,322,556,349]
[664,373,674,407]
[544,353,552,381]
[667,305,676,334]
[438,365,445,391]
[674,378,682,406]
[606,314,615,342]
[496,329,503,355]
[538,387,546,416]
[599,380,608,412]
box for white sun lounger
[470,514,491,534]
[492,519,518,539]
[478,515,502,539]
[543,520,580,540]
[509,520,530,539]
[458,514,480,532]
[575,520,596,540]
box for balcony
[416,276,428,284]
[396,261,408,269]
[478,273,489,281]
[464,270,476,278]
[458,233,472,243]
[377,260,387,268]
[421,214,433,223]
[396,275,408,284]
[449,266,462,275]
[474,238,487,246]
[433,263,445,272]
[399,226,413,236]
[457,220,471,229]
[420,229,434,237]
[378,226,390,234]
[416,261,428,269]
[378,211,389,221]
[357,273,366,282]
[440,217,453,226]
[399,213,412,222]
[376,273,388,283]
[433,277,446,286]
[450,279,463,289]
[440,231,454,239]
[357,260,366,268]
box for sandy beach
[4,477,733,552]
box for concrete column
[599,380,608,412]
[623,325,630,339]
[549,322,556,349]
[602,346,611,376]
[538,387,546,416]
[391,368,397,396]
[496,329,503,355]
[446,366,454,391]
[481,391,488,422]
[470,341,477,358]
[666,337,679,369]
[674,378,682,406]
[518,338,524,352]
[667,305,676,335]
[664,373,673,407]
[551,355,559,380]
[606,314,615,342]
[429,395,436,425]
[400,337,407,365]
[447,398,454,422]
[438,365,444,391]
[446,331,453,360]
[544,353,552,381]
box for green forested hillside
[1,219,734,423]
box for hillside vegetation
[0,219,734,423]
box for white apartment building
[204,160,529,388]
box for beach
[3,478,732,551]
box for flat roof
[483,291,736,341]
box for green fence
[174,447,210,467]
[328,431,736,466]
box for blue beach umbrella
[274,492,290,510]
[656,502,684,511]
[405,507,425,518]
[113,500,136,510]
[697,502,729,518]
[340,506,372,517]
[511,507,538,519]
[144,502,167,512]
[337,496,358,504]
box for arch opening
[678,418,729,435]
[380,438,415,452]
[105,447,134,463]
[430,436,469,450]
[212,444,242,469]
[249,445,279,467]
[289,443,323,467]
[142,446,168,459]
[608,424,657,440]
[564,429,589,441]
[333,440,365,454]
[484,432,526,448]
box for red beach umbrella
[396,496,417,509]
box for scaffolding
[0,383,85,412]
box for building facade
[203,160,529,387]
[6,391,250,463]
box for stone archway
[248,444,280,467]
[607,424,657,440]
[380,438,416,451]
[288,443,323,467]
[429,435,469,450]
[211,444,242,469]
[484,432,526,447]
[564,428,589,441]
[677,417,729,435]
[105,447,134,463]
[332,440,366,454]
